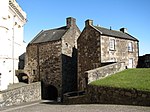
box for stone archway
[41,83,58,101]
[17,73,29,83]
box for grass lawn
[90,68,150,92]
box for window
[128,42,133,52]
[33,70,35,75]
[109,39,115,50]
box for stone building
[24,17,80,100]
[77,19,139,90]
[0,0,26,91]
[138,54,150,68]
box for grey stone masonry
[63,84,150,106]
[100,35,139,68]
[77,25,101,91]
[87,85,150,106]
[85,62,126,84]
[24,17,81,100]
[77,19,139,91]
[0,82,41,108]
[138,54,150,68]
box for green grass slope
[90,68,150,91]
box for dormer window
[128,42,133,52]
[109,39,115,51]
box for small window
[33,70,36,75]
[128,42,133,52]
[65,43,68,47]
[109,39,115,50]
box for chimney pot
[66,17,76,28]
[85,19,93,27]
[120,28,128,33]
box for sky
[17,0,150,56]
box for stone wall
[25,40,62,98]
[25,44,39,83]
[38,41,62,98]
[77,25,101,91]
[138,54,150,68]
[0,82,41,107]
[63,85,150,106]
[24,17,81,99]
[77,21,139,91]
[63,91,87,104]
[85,62,125,84]
[63,95,87,104]
[61,17,80,93]
[101,35,139,68]
[87,85,150,106]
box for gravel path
[0,101,150,112]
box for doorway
[41,83,58,101]
[128,58,133,68]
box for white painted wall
[0,0,26,91]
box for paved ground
[0,100,150,112]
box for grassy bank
[90,68,150,91]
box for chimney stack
[120,28,128,33]
[66,17,76,28]
[85,19,93,27]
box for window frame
[109,39,115,51]
[128,42,133,52]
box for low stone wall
[0,82,41,107]
[87,85,150,106]
[85,62,125,84]
[63,85,150,106]
[63,91,88,104]
[63,95,87,104]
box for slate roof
[30,26,67,44]
[19,53,25,60]
[94,26,138,41]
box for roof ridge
[44,26,67,32]
[125,33,139,41]
[93,26,138,41]
[29,26,68,44]
[94,25,122,33]
[29,30,44,44]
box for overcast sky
[17,0,150,56]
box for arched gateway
[41,83,58,101]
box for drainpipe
[12,15,18,84]
[12,15,16,84]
